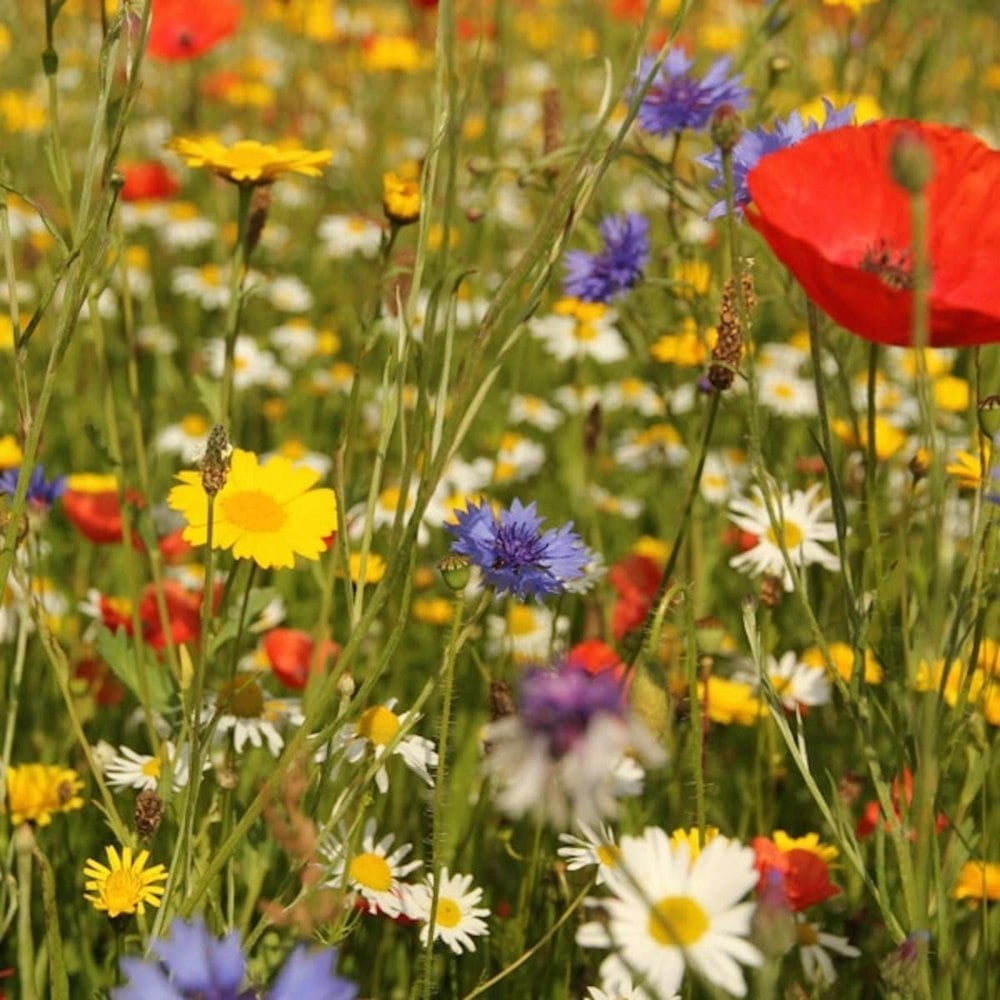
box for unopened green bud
[890,131,934,194]
[438,554,471,591]
[710,104,743,153]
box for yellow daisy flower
[772,830,839,864]
[953,861,1000,904]
[668,825,721,861]
[168,136,332,185]
[168,449,337,570]
[83,844,168,918]
[5,763,84,826]
[382,170,420,225]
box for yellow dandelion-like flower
[5,764,84,826]
[168,448,337,570]
[831,416,906,461]
[953,861,1000,904]
[0,433,23,469]
[83,844,168,918]
[168,136,332,185]
[382,170,420,225]
[822,0,879,14]
[946,439,990,491]
[668,825,721,861]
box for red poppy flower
[158,526,194,564]
[752,837,840,911]
[262,628,339,689]
[566,638,625,681]
[62,487,144,546]
[147,0,241,62]
[608,553,662,641]
[120,161,179,202]
[74,656,126,706]
[856,768,948,839]
[747,120,1000,347]
[139,581,204,651]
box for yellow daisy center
[356,706,401,746]
[181,414,208,436]
[575,322,598,342]
[648,896,710,947]
[766,520,803,549]
[507,605,538,637]
[798,922,819,946]
[220,490,287,533]
[349,852,392,892]
[435,897,462,929]
[141,757,162,779]
[596,844,621,867]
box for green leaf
[95,625,174,711]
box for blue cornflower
[699,100,856,219]
[114,917,357,1000]
[562,213,650,303]
[0,464,66,510]
[632,49,750,137]
[447,498,591,600]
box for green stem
[15,824,37,1000]
[217,184,253,428]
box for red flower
[856,768,948,840]
[62,487,144,546]
[565,638,625,682]
[139,581,203,651]
[147,0,241,62]
[120,162,179,201]
[608,553,662,641]
[73,657,125,706]
[752,837,840,911]
[262,628,339,689]
[747,120,1000,347]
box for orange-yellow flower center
[103,868,146,916]
[141,757,162,779]
[596,844,621,867]
[356,706,401,746]
[798,921,819,946]
[349,852,392,892]
[648,896,709,947]
[435,897,462,928]
[220,489,287,533]
[766,520,803,549]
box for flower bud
[438,554,471,591]
[891,131,934,194]
[710,104,743,153]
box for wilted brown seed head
[759,573,784,609]
[135,788,164,838]
[200,424,232,496]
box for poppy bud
[890,131,934,194]
[709,103,743,153]
[438,554,471,591]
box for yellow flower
[0,433,22,469]
[669,825,721,861]
[822,0,878,13]
[831,416,906,461]
[168,136,332,185]
[671,259,712,299]
[772,830,839,863]
[382,170,420,225]
[168,448,337,570]
[345,551,387,585]
[0,315,16,351]
[83,844,167,918]
[803,642,884,684]
[798,94,881,125]
[650,317,715,367]
[946,439,990,490]
[6,764,84,826]
[412,596,453,626]
[362,35,425,72]
[0,90,47,132]
[953,861,1000,904]
[933,375,970,413]
[698,676,765,726]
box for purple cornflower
[563,213,650,303]
[632,49,750,137]
[699,100,857,219]
[114,916,357,1000]
[519,665,626,758]
[482,661,665,828]
[447,498,591,600]
[0,464,66,511]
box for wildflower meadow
[2,0,1000,997]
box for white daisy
[266,274,314,312]
[588,485,643,519]
[529,302,628,364]
[331,698,437,794]
[586,958,664,1000]
[321,819,421,918]
[757,369,818,418]
[203,336,290,392]
[156,201,218,249]
[614,424,689,471]
[494,432,546,484]
[557,822,621,885]
[577,829,762,999]
[270,318,319,366]
[699,449,749,506]
[766,652,832,711]
[553,383,603,415]
[486,603,569,663]
[727,482,840,591]
[203,678,302,758]
[102,741,199,792]
[171,263,232,310]
[318,213,384,258]
[796,915,860,985]
[509,394,564,431]
[155,413,211,463]
[602,378,665,417]
[404,868,491,954]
